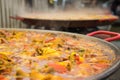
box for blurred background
[0,0,119,32]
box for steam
[18,0,108,11]
[17,0,111,19]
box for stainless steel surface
[0,0,26,28]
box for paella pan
[0,28,119,80]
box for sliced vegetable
[0,75,8,80]
[45,37,55,43]
[0,54,13,74]
[69,52,76,64]
[36,47,60,57]
[31,70,66,80]
[93,63,109,71]
[57,61,71,71]
[40,65,55,74]
[70,52,84,65]
[0,52,12,56]
[75,55,84,65]
[48,63,68,73]
[30,70,46,80]
[16,69,29,77]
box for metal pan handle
[87,30,120,42]
[10,16,24,21]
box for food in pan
[0,30,115,80]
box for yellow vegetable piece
[47,52,60,57]
[37,56,48,60]
[44,43,53,47]
[52,75,67,80]
[57,61,71,71]
[30,70,45,80]
[70,52,76,63]
[42,47,60,57]
[42,47,56,54]
[57,61,70,67]
[13,32,24,38]
[30,70,67,80]
[79,56,84,62]
[0,52,12,56]
[16,69,29,77]
[30,70,52,80]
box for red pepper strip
[48,63,68,73]
[93,63,109,70]
[0,75,8,80]
[45,37,55,43]
[75,55,82,65]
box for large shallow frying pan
[0,28,120,80]
[10,14,118,28]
